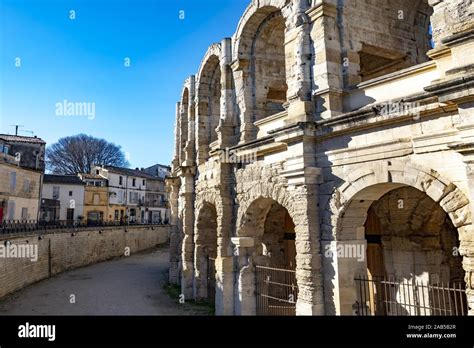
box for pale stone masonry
[167,0,474,316]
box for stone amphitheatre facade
[167,0,474,315]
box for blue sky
[0,0,248,168]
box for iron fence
[255,265,297,316]
[0,219,169,235]
[354,275,468,316]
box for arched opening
[180,88,189,164]
[238,198,297,315]
[197,55,221,162]
[331,183,467,316]
[343,0,434,84]
[194,202,218,302]
[251,11,287,120]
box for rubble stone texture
[167,0,474,315]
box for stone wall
[0,225,170,299]
[168,0,474,316]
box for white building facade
[42,175,85,222]
[93,166,148,224]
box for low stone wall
[0,225,170,299]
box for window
[21,208,28,220]
[93,193,100,205]
[10,172,16,191]
[132,178,136,187]
[114,210,119,221]
[23,179,30,192]
[95,181,102,187]
[52,186,60,200]
[7,201,15,220]
[129,192,139,204]
[69,191,73,196]
[0,144,10,154]
[119,176,123,185]
[143,179,146,186]
[96,169,100,175]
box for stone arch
[194,201,218,300]
[233,0,289,61]
[196,44,222,163]
[232,0,291,142]
[194,189,235,314]
[234,178,305,315]
[236,192,298,315]
[322,160,472,315]
[179,87,190,164]
[237,181,300,236]
[324,160,471,241]
[195,191,223,237]
[341,0,434,84]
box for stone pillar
[179,102,188,166]
[426,14,474,314]
[283,0,314,124]
[172,103,181,171]
[277,124,325,315]
[215,184,235,315]
[322,238,368,315]
[180,170,196,300]
[231,237,256,315]
[195,95,208,165]
[166,177,181,285]
[307,1,344,120]
[448,145,474,316]
[193,243,207,299]
[217,38,237,149]
[232,58,257,144]
[185,76,196,166]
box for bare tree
[46,134,130,174]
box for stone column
[195,95,208,165]
[180,169,196,300]
[448,143,474,316]
[232,57,257,143]
[166,177,181,285]
[231,236,256,315]
[172,102,181,171]
[184,76,196,166]
[215,167,235,315]
[307,1,344,120]
[426,12,474,314]
[217,38,237,149]
[277,124,325,315]
[179,102,188,166]
[283,0,314,124]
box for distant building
[143,164,171,180]
[144,175,168,223]
[92,166,149,224]
[42,175,85,223]
[39,198,60,222]
[0,134,46,172]
[0,135,45,222]
[78,173,109,224]
[92,165,169,224]
[143,164,170,223]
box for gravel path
[0,247,211,316]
